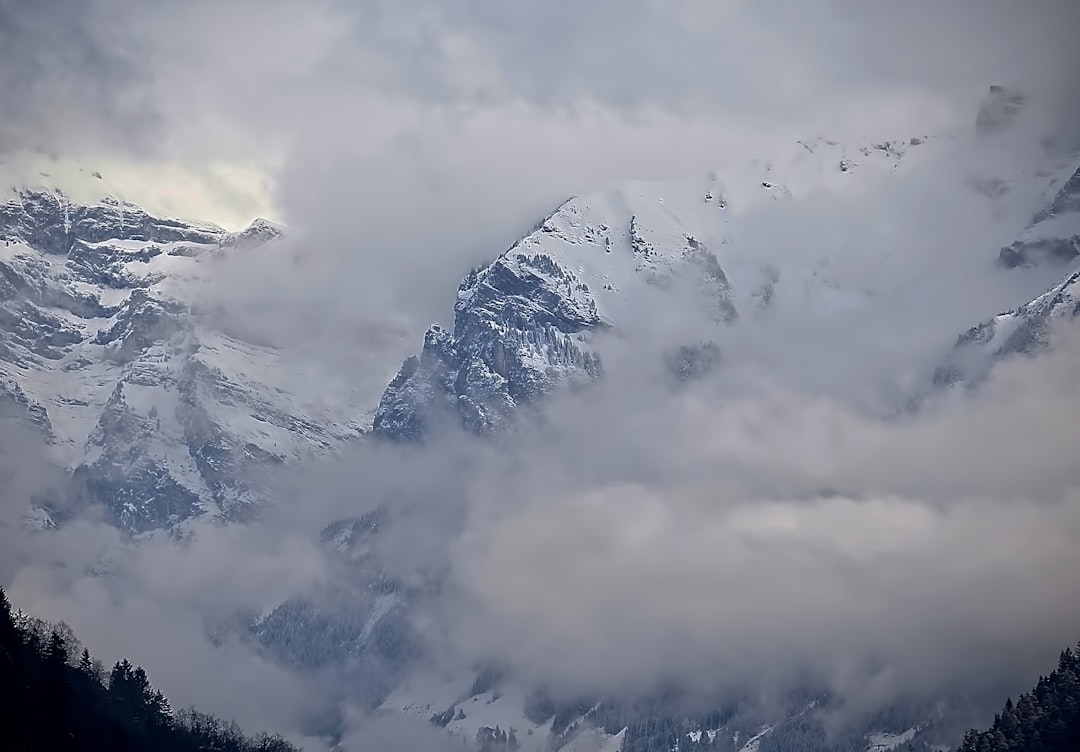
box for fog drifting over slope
[2,0,1080,747]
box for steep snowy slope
[0,188,369,531]
[933,261,1080,388]
[934,157,1080,388]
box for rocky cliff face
[998,162,1080,269]
[1,188,364,531]
[372,187,741,441]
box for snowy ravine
[0,186,370,532]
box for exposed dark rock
[998,235,1080,268]
[75,383,202,532]
[1,189,224,255]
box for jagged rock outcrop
[0,190,224,255]
[976,85,1027,137]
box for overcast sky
[3,0,1079,228]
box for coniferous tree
[42,629,74,750]
[0,588,29,752]
[79,646,95,674]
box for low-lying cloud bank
[442,323,1080,709]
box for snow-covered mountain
[8,86,1074,531]
[374,133,940,440]
[0,187,369,531]
[376,121,1080,442]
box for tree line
[957,642,1080,752]
[0,586,302,752]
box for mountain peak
[225,217,283,248]
[1,187,226,255]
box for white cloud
[442,325,1080,703]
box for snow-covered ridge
[933,261,1080,389]
[373,133,949,441]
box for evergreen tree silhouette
[0,586,303,752]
